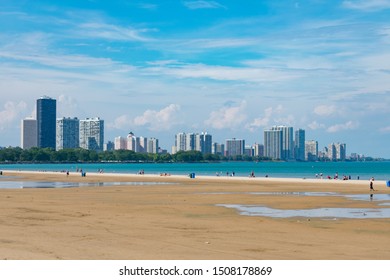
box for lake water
[1,161,389,180]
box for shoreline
[2,169,387,186]
[1,161,389,182]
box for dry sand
[0,170,389,260]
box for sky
[0,0,389,158]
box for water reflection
[218,204,390,219]
[202,191,390,202]
[0,181,174,189]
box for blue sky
[1,0,389,157]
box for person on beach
[370,177,375,191]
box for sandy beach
[0,170,389,260]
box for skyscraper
[294,129,305,161]
[147,138,159,154]
[114,136,127,150]
[186,133,195,151]
[212,142,225,156]
[329,143,347,160]
[195,132,212,154]
[264,128,282,160]
[56,117,79,150]
[174,132,186,153]
[79,117,104,151]
[225,138,245,157]
[305,140,318,161]
[37,96,56,148]
[277,126,294,160]
[21,117,37,149]
[264,126,294,160]
[253,143,264,157]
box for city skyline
[1,1,390,158]
[18,99,355,160]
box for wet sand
[0,170,389,260]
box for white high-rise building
[305,140,318,161]
[328,143,337,160]
[127,132,138,152]
[126,132,146,153]
[174,132,186,153]
[147,138,159,154]
[56,117,79,150]
[264,126,294,160]
[79,117,104,151]
[277,126,294,160]
[21,117,37,149]
[186,133,195,151]
[139,136,147,153]
[264,128,282,160]
[334,143,346,161]
[114,136,127,150]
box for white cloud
[313,105,337,116]
[343,0,390,11]
[0,101,27,130]
[307,121,326,130]
[380,126,390,133]
[246,105,283,132]
[205,101,247,129]
[327,121,359,133]
[151,63,297,83]
[133,104,181,131]
[110,115,133,130]
[274,114,295,126]
[57,94,81,117]
[183,1,226,10]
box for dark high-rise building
[37,96,56,149]
[294,129,306,161]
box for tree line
[0,147,272,163]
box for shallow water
[0,180,173,189]
[218,204,390,219]
[203,191,390,202]
[213,191,390,219]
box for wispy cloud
[343,0,390,11]
[138,3,158,10]
[148,63,299,83]
[313,105,337,116]
[183,1,226,10]
[327,121,359,133]
[0,50,118,69]
[76,22,154,42]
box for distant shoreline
[1,169,387,187]
[2,161,389,180]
